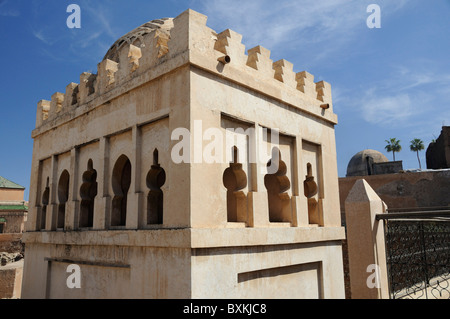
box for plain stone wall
[345,179,389,299]
[191,241,345,299]
[0,260,23,299]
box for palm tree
[385,138,402,161]
[410,138,425,169]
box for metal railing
[376,210,450,299]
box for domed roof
[103,18,174,62]
[346,149,388,177]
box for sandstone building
[0,176,27,299]
[22,9,345,298]
[0,176,27,235]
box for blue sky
[1,0,450,201]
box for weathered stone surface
[24,9,344,299]
[0,252,23,267]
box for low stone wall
[0,260,23,299]
[0,234,25,299]
[339,169,450,212]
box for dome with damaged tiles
[103,18,174,62]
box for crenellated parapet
[96,59,119,95]
[36,100,50,127]
[26,9,344,300]
[35,9,335,130]
[50,92,64,115]
[273,59,298,89]
[64,83,79,109]
[78,72,97,105]
[246,45,275,78]
[215,29,247,66]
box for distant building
[0,176,27,299]
[340,169,450,213]
[0,176,27,235]
[346,149,403,177]
[426,126,450,169]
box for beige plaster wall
[23,9,345,299]
[0,189,24,202]
[27,66,191,232]
[190,68,341,228]
[21,231,192,299]
[191,241,345,299]
[22,227,345,299]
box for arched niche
[223,146,248,223]
[79,159,98,228]
[304,162,322,226]
[39,177,50,230]
[146,149,166,225]
[111,155,131,227]
[264,147,291,222]
[57,170,70,229]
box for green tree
[385,138,402,161]
[410,138,425,169]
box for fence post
[345,179,390,299]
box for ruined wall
[339,169,450,212]
[0,212,27,234]
[0,234,24,253]
[0,260,23,299]
[372,161,403,175]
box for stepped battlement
[25,9,345,299]
[35,9,335,131]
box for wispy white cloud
[32,29,54,45]
[193,0,413,62]
[0,0,19,17]
[360,93,415,125]
[79,31,104,49]
[391,65,450,92]
[196,0,359,48]
[66,0,122,61]
[30,1,118,64]
[194,0,447,131]
[81,0,118,39]
[343,63,450,127]
[37,47,66,62]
